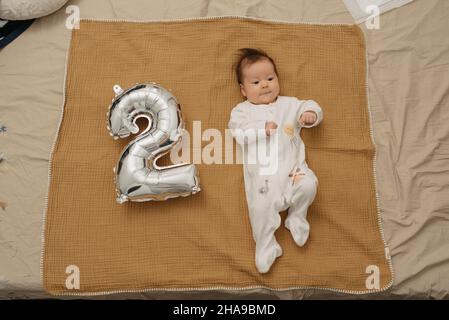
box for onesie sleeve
[228,104,267,145]
[296,99,323,128]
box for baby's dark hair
[235,48,278,84]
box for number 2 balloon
[106,83,201,203]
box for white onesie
[228,96,323,273]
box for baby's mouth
[260,91,272,96]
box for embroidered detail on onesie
[259,179,269,194]
[283,123,300,148]
[288,167,305,185]
[283,123,294,137]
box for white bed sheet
[1,0,449,299]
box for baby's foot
[285,218,310,247]
[255,243,282,274]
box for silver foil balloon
[106,83,201,203]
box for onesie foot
[255,243,282,274]
[285,218,310,247]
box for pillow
[0,0,68,20]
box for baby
[228,48,323,273]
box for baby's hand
[298,111,317,126]
[265,121,278,136]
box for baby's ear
[240,84,247,97]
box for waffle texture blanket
[42,17,392,295]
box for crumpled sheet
[0,0,448,299]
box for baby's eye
[253,81,259,85]
[268,77,274,81]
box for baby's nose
[261,80,268,88]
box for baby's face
[240,59,280,105]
